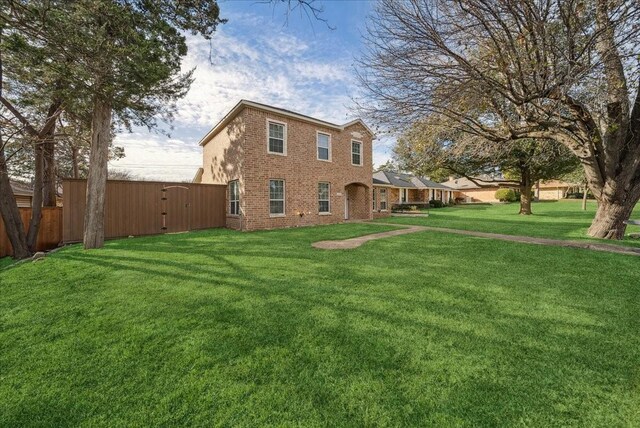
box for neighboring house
[442,176,576,202]
[535,180,575,200]
[440,177,511,203]
[194,100,374,230]
[10,181,34,208]
[372,171,454,213]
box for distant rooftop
[10,180,33,196]
[373,171,452,190]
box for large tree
[0,0,224,256]
[57,1,224,249]
[0,18,65,257]
[396,118,579,214]
[357,0,640,239]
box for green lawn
[377,200,640,247]
[1,222,640,426]
[0,256,14,270]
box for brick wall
[202,105,373,230]
[538,188,566,200]
[346,183,369,220]
[456,188,501,202]
[201,113,246,229]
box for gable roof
[440,176,515,190]
[192,168,204,184]
[198,99,375,146]
[373,171,452,190]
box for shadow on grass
[2,225,639,425]
[34,226,639,425]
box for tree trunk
[42,133,57,206]
[26,142,44,252]
[519,185,533,215]
[0,147,31,259]
[587,197,638,239]
[42,100,59,207]
[518,168,533,215]
[83,98,112,249]
[71,145,80,179]
[581,183,588,211]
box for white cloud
[113,12,376,181]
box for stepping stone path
[312,223,640,257]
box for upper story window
[268,120,286,155]
[269,179,285,215]
[229,180,239,215]
[317,132,331,161]
[318,182,330,213]
[351,141,362,166]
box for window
[317,132,330,161]
[401,188,408,203]
[229,180,239,215]
[351,141,362,165]
[318,182,330,213]
[269,179,285,215]
[372,189,377,210]
[380,188,387,210]
[268,121,286,154]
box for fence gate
[162,185,190,233]
[62,179,226,243]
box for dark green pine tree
[1,1,225,256]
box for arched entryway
[344,182,370,220]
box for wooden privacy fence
[63,179,226,243]
[0,207,63,257]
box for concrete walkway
[312,223,640,256]
[312,226,428,249]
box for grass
[376,200,640,247]
[1,221,640,426]
[0,257,14,270]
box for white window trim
[269,179,286,217]
[266,119,287,156]
[380,188,388,211]
[228,180,240,217]
[351,140,363,166]
[316,131,332,162]
[318,182,331,214]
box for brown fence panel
[0,207,62,257]
[189,184,226,230]
[63,179,226,243]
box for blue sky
[110,0,394,181]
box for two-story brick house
[193,100,374,230]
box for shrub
[429,199,445,208]
[566,192,595,200]
[495,188,517,202]
[391,203,429,212]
